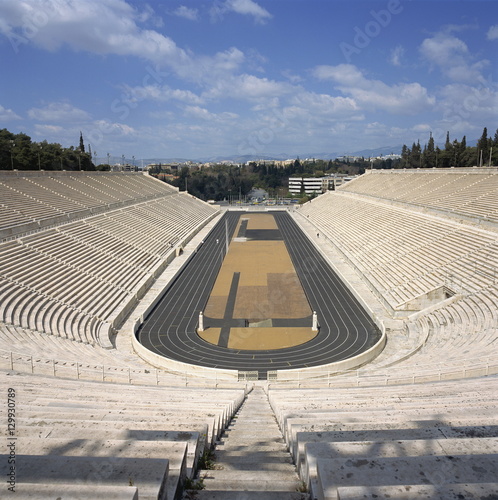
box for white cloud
[0,105,22,121]
[412,123,432,133]
[211,0,272,24]
[437,82,498,124]
[205,73,290,101]
[227,0,272,24]
[173,6,199,22]
[420,33,468,66]
[288,91,361,120]
[314,64,364,87]
[313,64,435,115]
[390,45,405,67]
[487,24,498,40]
[181,47,246,85]
[419,32,489,83]
[0,0,190,68]
[235,74,287,98]
[0,0,262,94]
[34,124,64,135]
[92,120,135,136]
[184,106,238,122]
[28,102,91,122]
[121,84,204,105]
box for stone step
[316,454,498,500]
[214,451,294,464]
[215,443,290,454]
[211,462,297,472]
[200,477,301,492]
[16,437,188,500]
[14,455,169,500]
[217,436,286,446]
[303,437,498,497]
[190,387,308,498]
[287,421,498,460]
[10,483,138,500]
[194,491,308,500]
[16,426,203,471]
[336,483,498,500]
[217,429,285,439]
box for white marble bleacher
[3,318,145,370]
[297,173,498,383]
[0,236,129,340]
[0,180,61,224]
[1,372,246,500]
[0,171,180,238]
[283,169,498,497]
[341,168,498,222]
[0,173,218,348]
[374,288,498,379]
[268,377,498,500]
[0,205,33,230]
[299,190,498,309]
[21,176,91,213]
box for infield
[200,213,316,350]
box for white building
[288,177,327,195]
[288,174,355,195]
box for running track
[137,211,381,377]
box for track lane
[137,211,381,375]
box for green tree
[79,131,85,153]
[422,132,436,168]
[477,127,488,167]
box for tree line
[165,159,358,201]
[399,127,498,169]
[0,128,99,171]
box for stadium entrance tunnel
[134,211,385,379]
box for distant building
[146,163,180,171]
[336,155,363,163]
[288,174,356,195]
[111,163,135,172]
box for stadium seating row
[299,190,498,309]
[340,168,498,222]
[0,173,218,348]
[295,171,498,386]
[1,373,247,499]
[268,376,498,500]
[0,171,177,237]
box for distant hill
[96,145,410,166]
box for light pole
[10,140,15,170]
[107,152,110,168]
[38,144,42,170]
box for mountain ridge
[101,145,406,166]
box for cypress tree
[79,131,85,153]
[477,127,488,166]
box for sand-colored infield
[198,328,222,345]
[200,213,317,351]
[227,327,316,350]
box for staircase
[189,386,308,499]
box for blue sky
[1,0,497,161]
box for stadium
[1,167,497,499]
